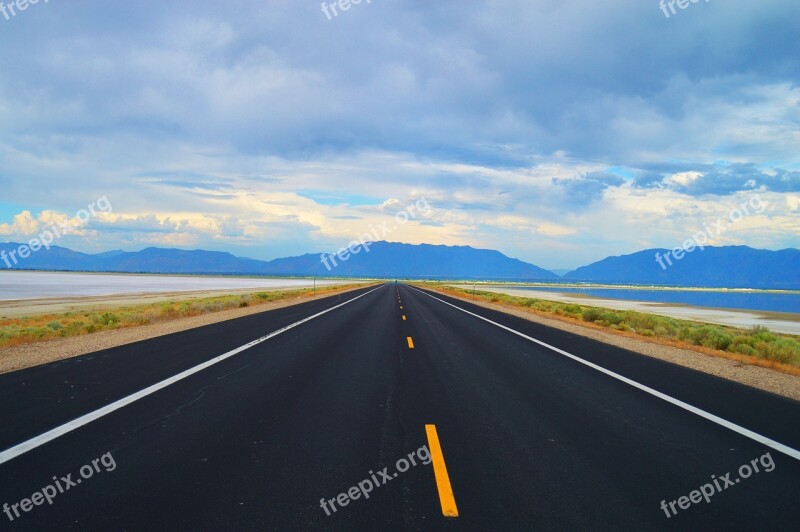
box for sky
[0,0,798,270]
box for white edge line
[408,285,800,461]
[0,284,385,466]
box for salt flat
[0,270,350,301]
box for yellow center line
[425,424,459,518]
[407,336,414,348]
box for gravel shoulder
[0,284,370,375]
[428,287,800,402]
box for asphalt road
[0,283,798,530]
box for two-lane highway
[0,283,798,530]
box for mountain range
[564,246,799,289]
[1,241,797,288]
[0,241,557,281]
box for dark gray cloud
[1,0,797,166]
[633,163,800,196]
[553,172,625,208]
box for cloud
[0,0,798,267]
[552,172,625,208]
[634,163,800,196]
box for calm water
[510,286,800,314]
[0,271,343,300]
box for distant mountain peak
[563,246,799,289]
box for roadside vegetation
[423,284,800,372]
[0,284,364,349]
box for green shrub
[734,344,757,356]
[731,335,753,348]
[749,326,777,343]
[602,312,623,325]
[582,308,603,322]
[91,312,120,327]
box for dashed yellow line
[425,424,459,518]
[407,336,414,349]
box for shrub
[62,321,86,336]
[123,314,150,326]
[710,332,733,351]
[758,339,800,366]
[602,312,623,326]
[203,302,224,313]
[628,312,658,331]
[91,312,120,327]
[734,344,757,356]
[749,326,777,343]
[47,321,63,331]
[731,335,753,348]
[581,308,603,322]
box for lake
[0,271,346,300]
